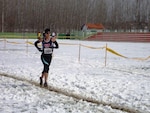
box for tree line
[0,0,150,33]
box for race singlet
[44,48,52,54]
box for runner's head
[44,28,50,38]
[45,28,50,34]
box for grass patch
[0,32,37,39]
[0,32,86,40]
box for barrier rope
[106,47,128,58]
[6,40,24,44]
[106,47,150,61]
[26,41,34,45]
[59,42,78,46]
[130,56,150,61]
[81,44,105,50]
[1,39,150,61]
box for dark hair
[44,28,50,34]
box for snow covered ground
[0,39,150,113]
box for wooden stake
[105,43,107,67]
[4,38,6,49]
[26,38,28,54]
[78,44,81,62]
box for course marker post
[4,38,6,49]
[26,38,28,54]
[78,44,81,62]
[105,43,107,67]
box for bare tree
[0,0,150,32]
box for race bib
[44,48,52,54]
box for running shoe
[40,77,43,86]
[44,82,48,87]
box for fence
[0,39,150,67]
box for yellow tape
[2,39,150,61]
[81,44,105,49]
[106,47,128,58]
[6,41,22,44]
[26,41,34,45]
[106,47,150,61]
[130,56,150,61]
[59,42,78,46]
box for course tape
[106,47,150,61]
[81,44,105,49]
[1,40,150,61]
[130,56,150,61]
[106,47,128,58]
[26,41,34,45]
[59,42,78,46]
[0,40,33,45]
[0,39,24,44]
[6,40,24,44]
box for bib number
[44,48,52,54]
